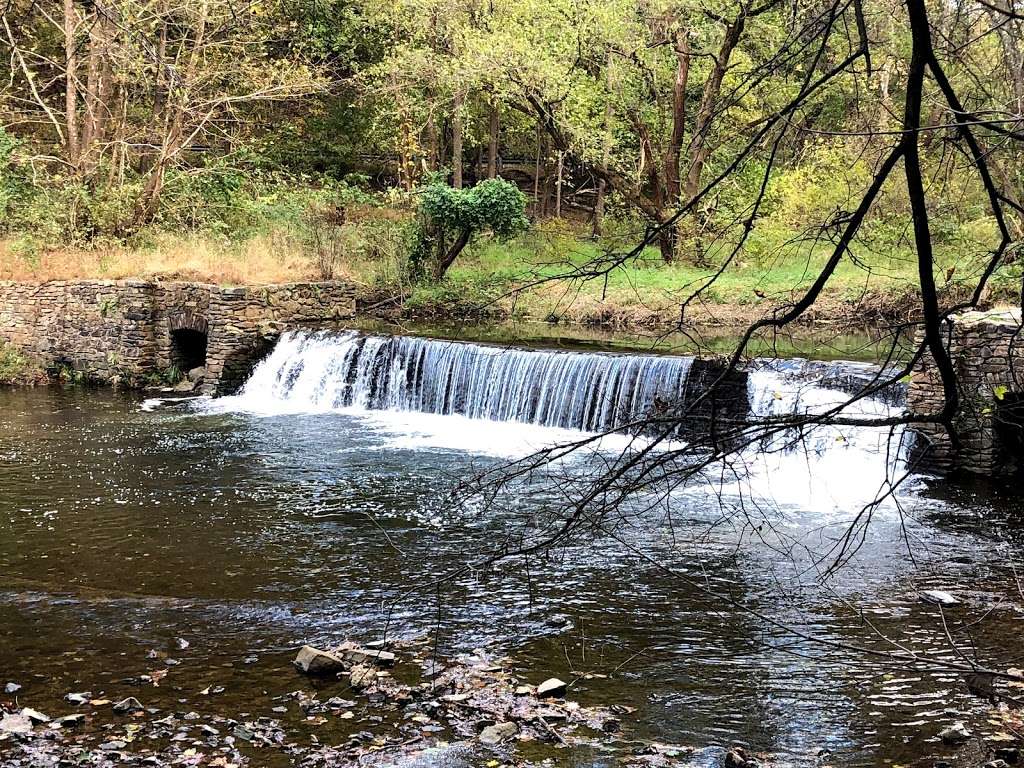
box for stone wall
[908,310,1024,474]
[0,280,356,392]
[204,283,357,394]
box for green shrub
[0,342,47,385]
[416,178,529,278]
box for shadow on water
[0,327,1018,767]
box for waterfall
[224,330,906,451]
[740,359,909,510]
[205,330,911,510]
[234,331,696,433]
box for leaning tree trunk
[434,228,472,279]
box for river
[1,325,1021,767]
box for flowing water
[1,329,1023,767]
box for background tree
[417,177,528,278]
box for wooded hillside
[1,0,1021,321]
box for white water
[731,363,909,514]
[196,331,909,507]
[221,331,695,433]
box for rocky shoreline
[0,638,766,768]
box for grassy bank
[1,211,1015,331]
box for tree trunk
[593,52,616,238]
[434,228,472,278]
[664,29,690,208]
[425,115,439,173]
[678,14,745,265]
[97,13,115,149]
[877,58,893,132]
[684,14,745,204]
[153,15,168,115]
[487,101,500,178]
[80,8,101,167]
[64,0,79,168]
[452,91,464,189]
[533,123,542,215]
[658,226,677,263]
[131,0,207,230]
[555,150,564,218]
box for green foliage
[0,0,1018,323]
[405,269,517,318]
[417,178,529,277]
[419,178,528,238]
[0,128,26,221]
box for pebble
[921,590,960,606]
[112,697,144,714]
[938,721,972,744]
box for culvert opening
[171,328,208,374]
[995,391,1024,471]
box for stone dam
[0,279,1022,475]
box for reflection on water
[0,344,1021,767]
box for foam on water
[727,364,908,514]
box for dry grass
[0,233,322,285]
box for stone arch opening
[170,328,208,374]
[167,311,209,375]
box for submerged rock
[995,747,1021,763]
[724,746,758,767]
[338,644,396,667]
[53,713,85,727]
[478,721,517,745]
[349,664,376,689]
[0,713,33,735]
[293,645,346,676]
[938,721,972,743]
[536,677,567,698]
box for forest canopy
[0,0,1021,318]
